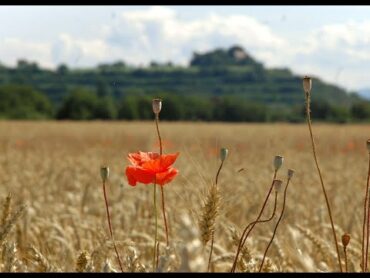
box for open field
[0,121,369,272]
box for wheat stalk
[28,245,58,272]
[199,184,221,246]
[0,204,27,246]
[76,250,90,272]
[1,194,12,227]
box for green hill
[0,45,362,106]
[0,45,368,122]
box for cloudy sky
[1,5,370,92]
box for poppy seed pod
[274,155,284,171]
[367,139,370,153]
[152,99,162,114]
[220,148,229,162]
[100,166,109,183]
[273,179,283,192]
[303,76,312,93]
[288,169,295,179]
[341,233,350,247]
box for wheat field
[0,120,369,272]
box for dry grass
[0,120,369,272]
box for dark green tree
[56,88,99,120]
[328,106,350,123]
[159,96,185,121]
[117,96,139,120]
[0,85,53,119]
[96,79,112,98]
[95,96,117,120]
[136,97,153,120]
[351,102,370,121]
[56,64,69,75]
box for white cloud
[51,34,83,66]
[51,34,113,66]
[286,20,370,89]
[105,7,287,66]
[0,38,53,68]
[2,7,370,90]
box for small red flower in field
[125,151,179,186]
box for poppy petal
[142,152,179,172]
[159,152,180,169]
[126,166,138,186]
[128,151,160,166]
[156,168,179,186]
[126,166,155,186]
[127,153,143,166]
[146,152,160,160]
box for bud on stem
[274,155,284,171]
[288,169,295,179]
[100,166,109,183]
[342,233,350,248]
[273,179,283,193]
[152,99,162,115]
[303,76,312,93]
[220,148,229,162]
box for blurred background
[1,5,370,123]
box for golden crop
[0,120,369,272]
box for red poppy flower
[125,151,179,186]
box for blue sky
[1,5,370,91]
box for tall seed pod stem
[363,140,370,272]
[231,157,282,272]
[303,76,342,272]
[342,233,350,272]
[230,177,277,272]
[215,148,228,185]
[259,172,294,272]
[240,181,281,252]
[274,155,283,177]
[153,180,158,272]
[100,166,124,272]
[236,190,279,271]
[153,99,163,155]
[153,98,169,247]
[207,148,228,272]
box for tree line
[0,46,361,108]
[1,84,370,123]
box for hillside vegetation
[0,46,368,122]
